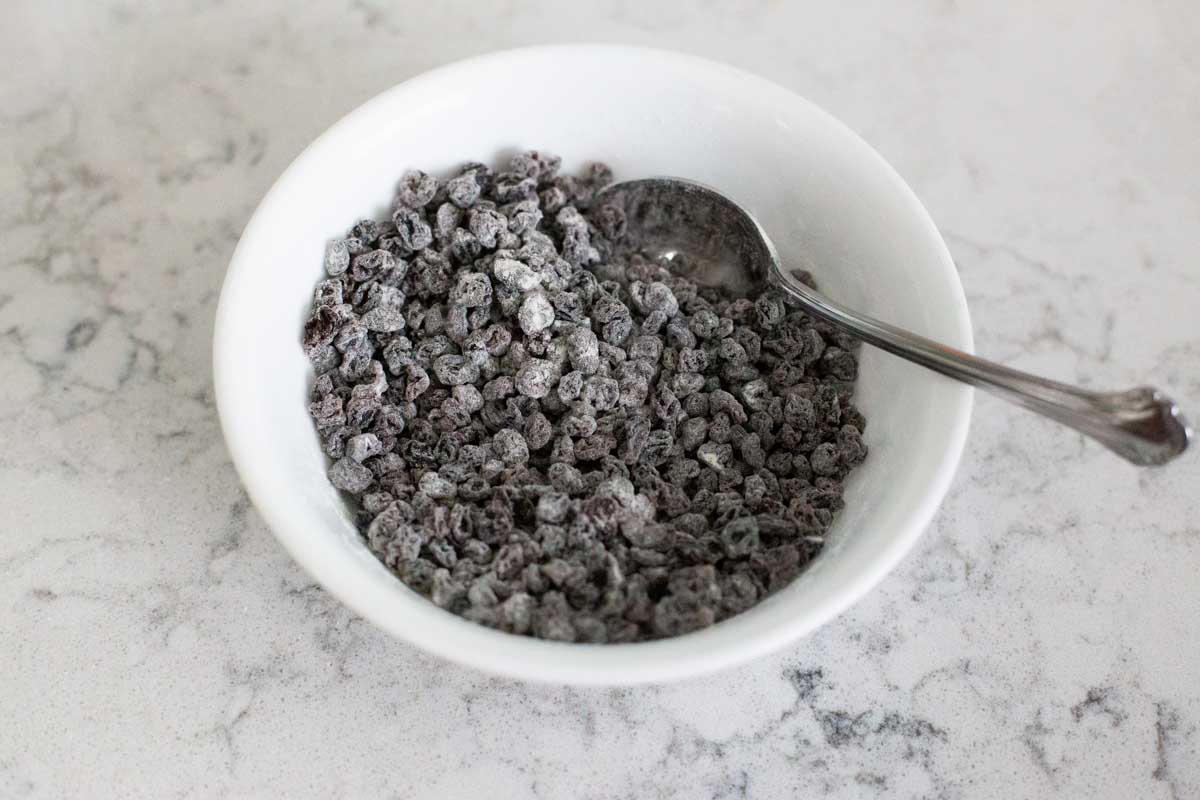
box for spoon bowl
[597,178,777,295]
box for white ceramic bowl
[214,45,973,685]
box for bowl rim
[213,43,974,685]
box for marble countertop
[3,2,1198,797]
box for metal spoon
[595,178,1191,466]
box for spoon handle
[779,273,1191,466]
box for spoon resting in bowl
[595,178,1191,467]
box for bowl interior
[214,45,972,685]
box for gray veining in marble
[2,1,1198,797]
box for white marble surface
[3,1,1199,797]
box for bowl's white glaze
[213,45,973,685]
